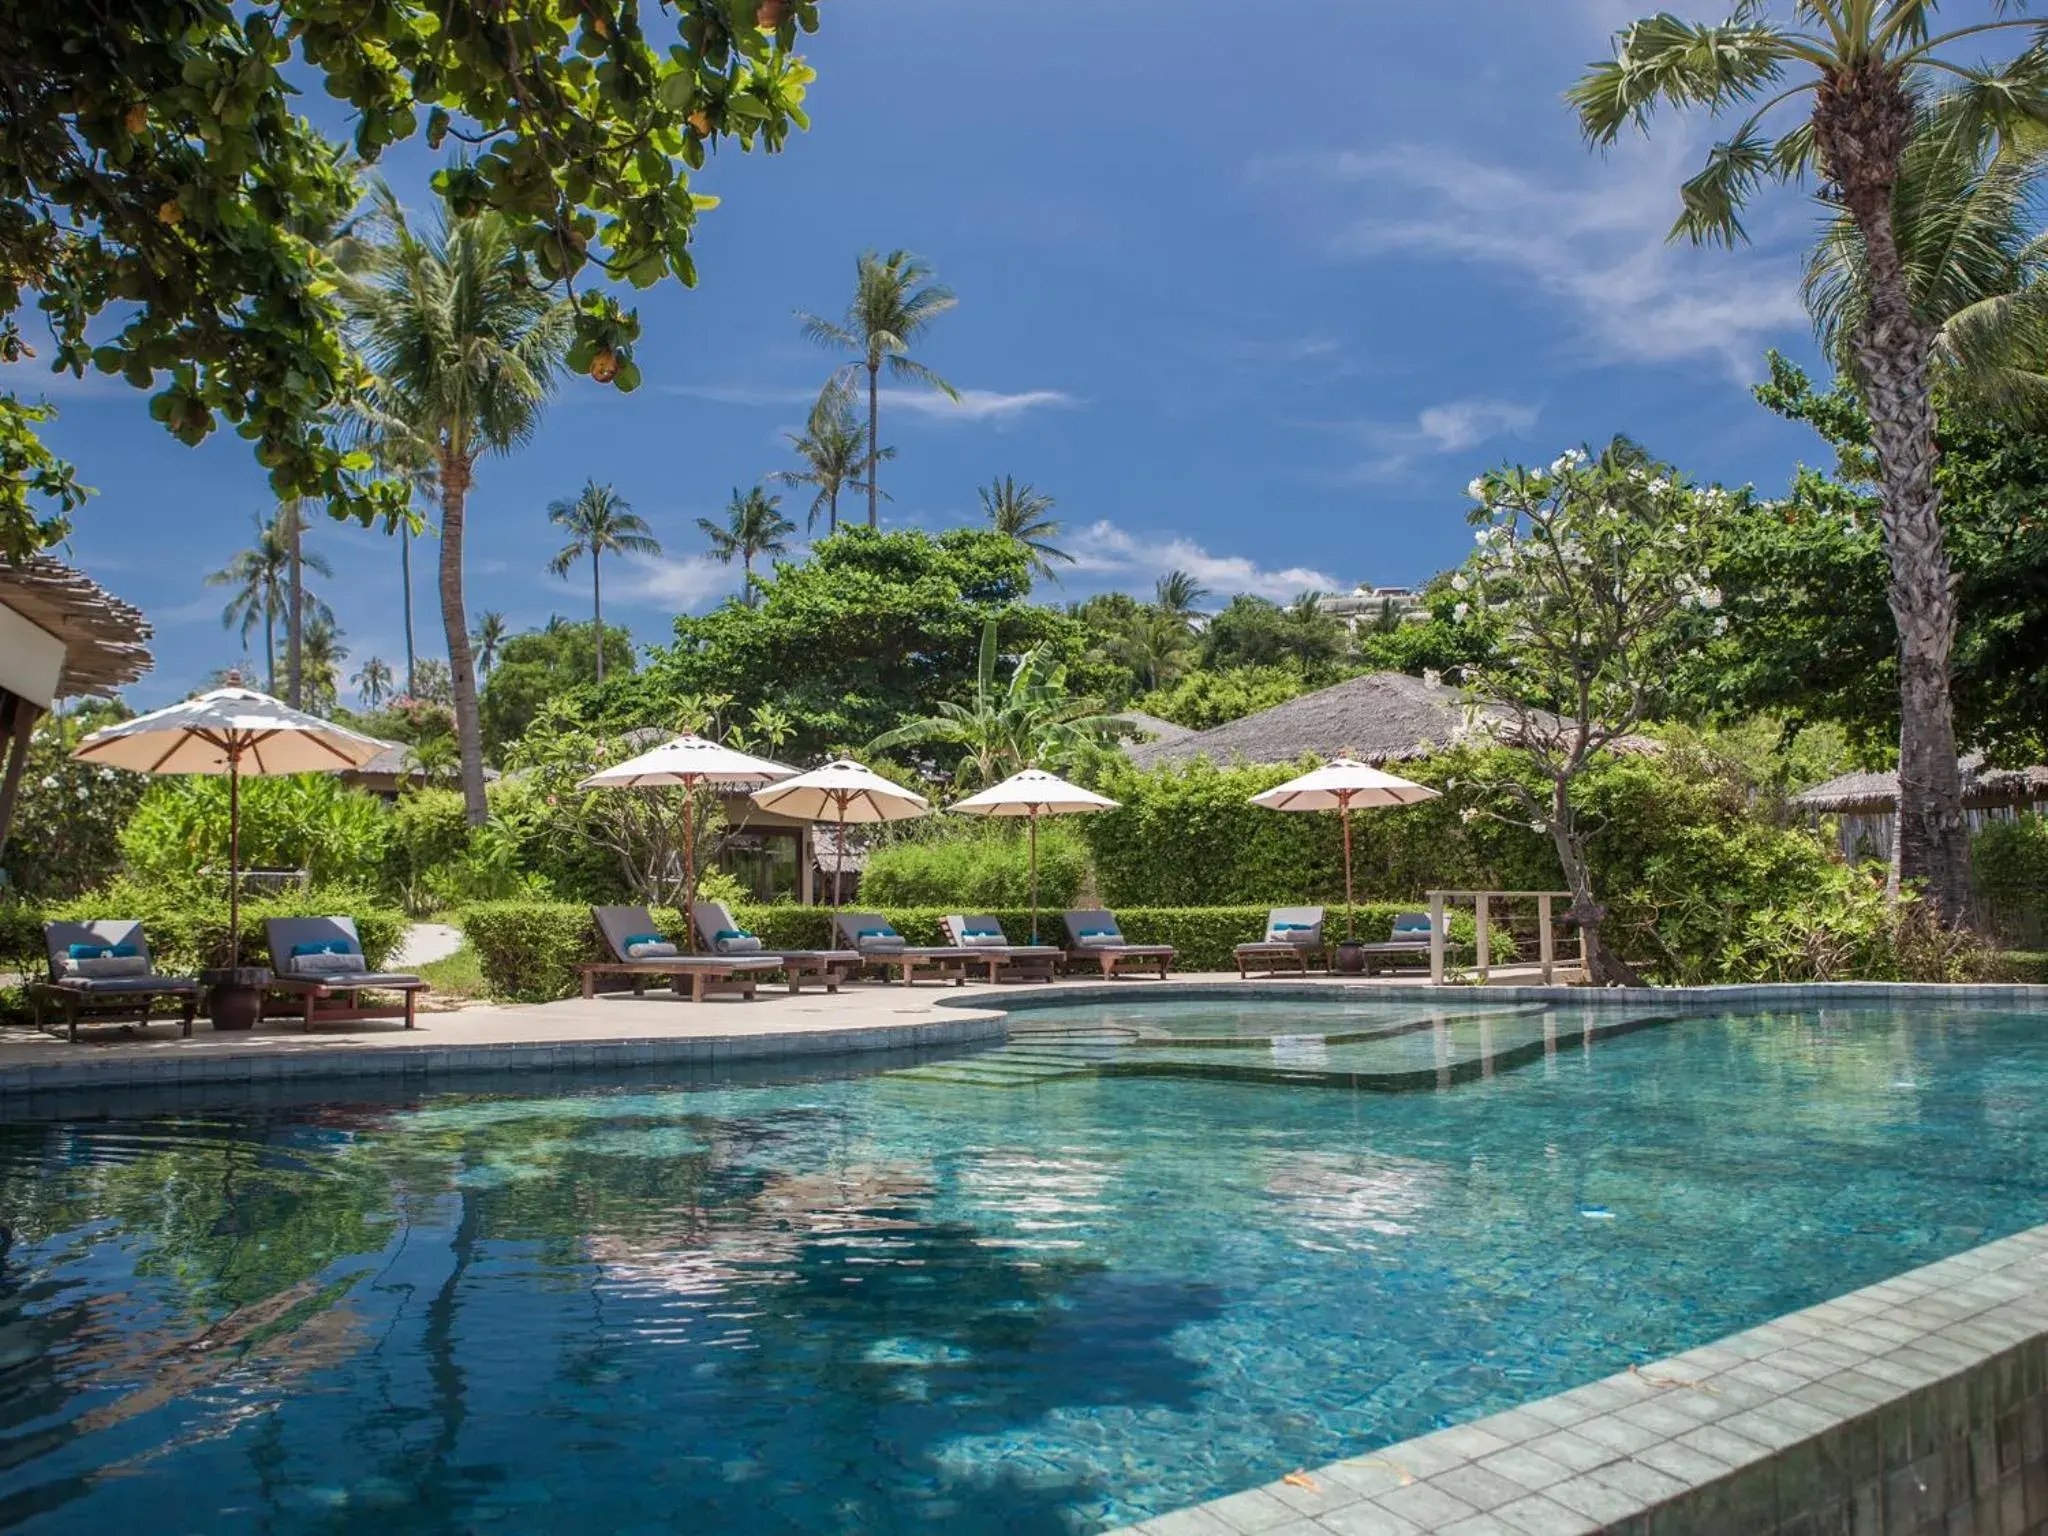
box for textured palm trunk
[262,608,277,696]
[401,524,417,697]
[437,452,488,827]
[1817,70,1973,926]
[866,361,880,529]
[592,555,604,686]
[286,502,303,708]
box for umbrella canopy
[751,760,929,907]
[949,767,1120,943]
[578,732,792,789]
[74,685,389,775]
[1250,757,1439,942]
[74,685,394,966]
[578,733,794,952]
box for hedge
[459,900,1510,1003]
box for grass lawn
[415,944,491,1004]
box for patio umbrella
[749,759,929,908]
[1249,757,1439,941]
[73,684,391,966]
[949,767,1119,943]
[578,733,793,951]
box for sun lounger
[264,916,430,1029]
[941,915,1063,983]
[1352,911,1441,973]
[833,912,972,987]
[582,905,786,1002]
[30,920,198,1043]
[1062,910,1175,979]
[691,901,858,993]
[1234,906,1327,977]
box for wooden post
[1428,890,1446,984]
[1474,893,1490,985]
[799,824,814,906]
[1538,893,1555,984]
[0,693,41,861]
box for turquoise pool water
[3,999,2047,1533]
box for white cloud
[1067,521,1338,601]
[1268,134,1808,377]
[1317,396,1539,483]
[610,552,736,611]
[878,387,1077,423]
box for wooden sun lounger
[1062,910,1175,980]
[1352,913,1442,974]
[1235,906,1327,977]
[941,916,1063,984]
[833,913,973,987]
[691,902,860,994]
[265,917,429,1029]
[32,921,200,1043]
[587,905,788,1002]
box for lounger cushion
[50,974,197,996]
[289,951,370,977]
[712,929,764,955]
[1076,929,1120,943]
[62,954,150,978]
[624,937,679,960]
[958,932,1008,948]
[854,927,906,955]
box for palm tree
[798,250,959,527]
[698,487,796,606]
[300,615,347,714]
[1154,569,1210,621]
[978,475,1073,580]
[1107,607,1195,694]
[546,480,661,682]
[1568,6,2048,923]
[770,389,891,533]
[345,181,572,824]
[207,508,333,694]
[282,499,307,706]
[353,656,396,709]
[869,618,1130,789]
[471,612,508,678]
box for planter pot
[202,967,272,1031]
[1331,942,1366,976]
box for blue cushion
[291,939,355,957]
[714,928,756,942]
[107,943,140,958]
[621,933,667,950]
[1272,923,1312,932]
[1078,929,1118,941]
[857,927,899,940]
[963,928,1001,938]
[66,943,110,960]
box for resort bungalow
[1793,755,2048,864]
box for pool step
[886,1048,1110,1087]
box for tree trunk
[286,501,303,708]
[866,362,880,529]
[828,486,837,536]
[1548,778,1643,988]
[401,523,417,698]
[744,551,754,607]
[263,608,276,696]
[593,554,604,686]
[438,453,488,826]
[1818,69,1974,926]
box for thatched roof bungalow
[1126,670,1576,770]
[1791,754,2048,863]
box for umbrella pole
[1029,810,1039,945]
[228,745,243,968]
[833,794,845,910]
[682,782,696,954]
[1342,799,1356,942]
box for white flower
[38,775,57,790]
[1453,601,1471,621]
[1550,448,1587,475]
[1649,478,1671,495]
[1459,807,1481,825]
[1465,477,1486,501]
[1450,573,1469,592]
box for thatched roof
[1791,755,2048,815]
[1113,710,1194,749]
[342,745,499,784]
[1126,670,1568,769]
[0,556,152,696]
[812,822,866,873]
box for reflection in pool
[2,1000,2046,1533]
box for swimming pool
[3,998,2046,1533]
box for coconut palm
[546,480,661,683]
[300,615,347,714]
[798,250,959,527]
[1106,607,1195,693]
[345,181,572,824]
[1568,6,2048,923]
[869,618,1130,789]
[207,508,334,695]
[1154,569,1210,621]
[699,487,796,606]
[770,389,891,533]
[353,656,396,709]
[978,475,1073,580]
[471,612,508,678]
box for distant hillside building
[1318,585,1430,629]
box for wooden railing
[1424,889,1582,985]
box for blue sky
[20,0,1861,706]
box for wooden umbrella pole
[1029,810,1040,945]
[833,793,845,909]
[1342,796,1356,942]
[682,780,696,953]
[228,743,243,968]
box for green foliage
[861,824,1091,910]
[0,396,89,558]
[1974,814,2048,941]
[478,619,635,758]
[0,0,819,525]
[0,716,144,899]
[1199,595,1348,674]
[121,774,391,888]
[1137,667,1308,731]
[1087,759,1346,907]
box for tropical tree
[346,185,573,825]
[472,612,509,677]
[978,475,1072,580]
[699,487,796,606]
[1104,606,1195,694]
[207,508,333,695]
[353,656,396,709]
[770,389,889,533]
[1567,4,2048,924]
[1154,569,1210,621]
[798,250,958,527]
[300,615,347,714]
[546,480,661,683]
[869,618,1130,789]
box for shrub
[0,722,145,899]
[1086,759,1347,907]
[122,774,392,888]
[1974,814,2048,943]
[861,824,1090,909]
[459,900,1505,1002]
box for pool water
[3,1000,2047,1533]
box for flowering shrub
[0,717,144,899]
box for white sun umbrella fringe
[949,767,1119,944]
[73,682,393,967]
[578,732,794,951]
[748,759,930,909]
[1249,757,1440,942]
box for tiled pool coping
[1106,1220,2048,1536]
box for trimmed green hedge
[460,901,1509,1003]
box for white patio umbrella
[749,759,930,908]
[1249,757,1440,941]
[73,684,392,965]
[579,732,794,951]
[949,767,1119,943]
